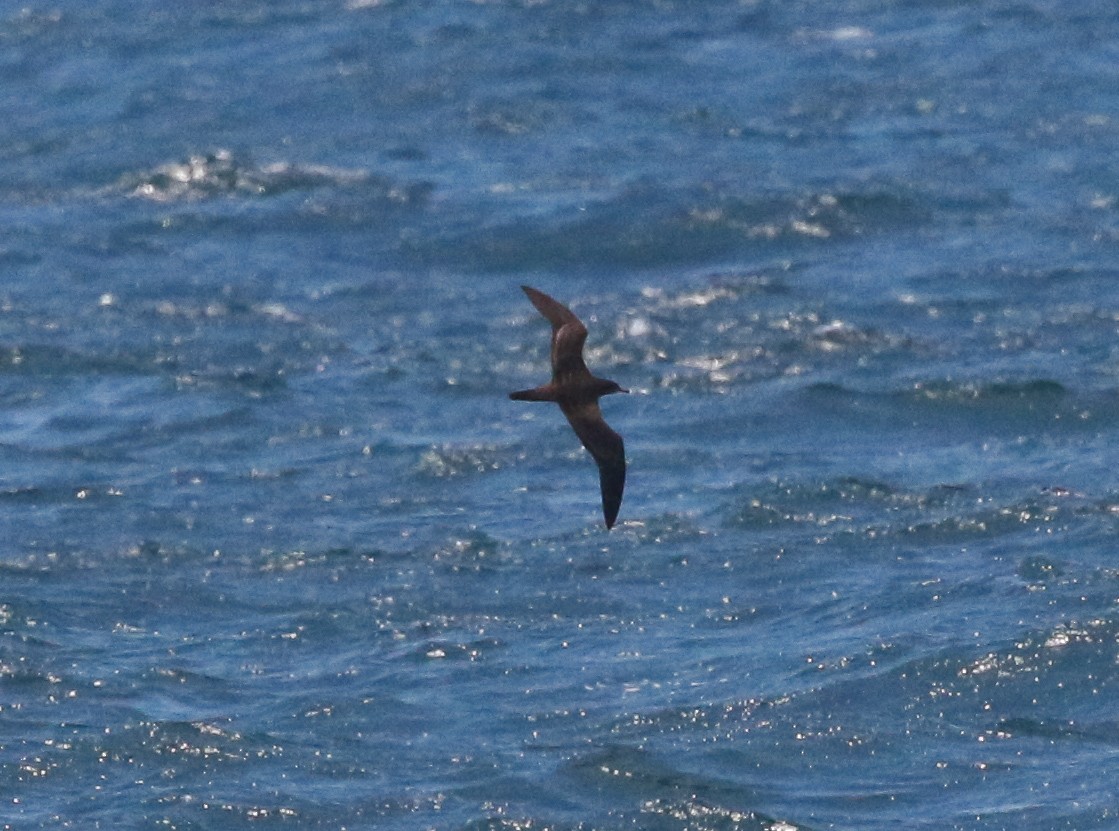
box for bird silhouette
[510,286,628,529]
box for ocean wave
[721,476,1117,551]
[121,149,360,202]
[417,444,512,479]
[412,181,930,272]
[786,378,1118,435]
[116,149,431,207]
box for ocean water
[3,1,1119,829]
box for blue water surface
[3,1,1119,829]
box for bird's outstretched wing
[521,285,589,381]
[561,400,626,529]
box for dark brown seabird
[510,285,628,529]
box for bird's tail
[509,386,557,402]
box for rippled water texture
[3,2,1119,829]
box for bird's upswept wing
[521,285,589,381]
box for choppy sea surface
[4,2,1119,829]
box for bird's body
[510,286,627,529]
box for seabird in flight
[510,286,628,529]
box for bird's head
[597,379,628,396]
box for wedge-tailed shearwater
[510,286,628,529]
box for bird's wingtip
[602,499,621,529]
